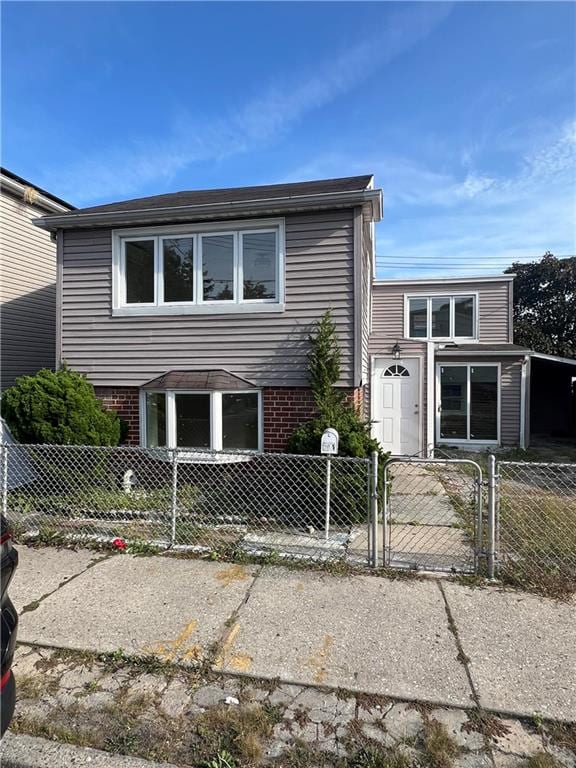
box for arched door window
[382,364,410,378]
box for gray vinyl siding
[60,210,355,388]
[371,280,512,343]
[0,192,57,390]
[436,355,523,446]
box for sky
[2,1,575,279]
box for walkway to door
[384,460,480,572]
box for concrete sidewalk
[10,546,576,722]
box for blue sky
[2,1,575,278]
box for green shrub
[1,367,122,445]
[286,310,385,461]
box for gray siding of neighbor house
[436,355,523,446]
[360,218,372,384]
[370,279,512,343]
[60,209,356,388]
[1,192,57,390]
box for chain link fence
[496,460,576,592]
[0,443,373,566]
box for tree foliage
[287,311,384,458]
[505,253,576,358]
[1,367,122,445]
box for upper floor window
[406,294,476,340]
[113,220,285,315]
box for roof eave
[1,171,74,215]
[33,188,383,231]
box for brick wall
[94,386,140,445]
[263,386,365,452]
[262,388,317,451]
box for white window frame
[113,218,285,316]
[435,362,501,445]
[139,389,263,453]
[404,292,479,341]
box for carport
[528,352,576,444]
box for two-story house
[31,175,574,454]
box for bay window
[407,294,477,340]
[114,220,284,315]
[142,390,261,452]
[437,364,499,443]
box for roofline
[374,275,514,286]
[0,167,75,213]
[530,352,576,366]
[32,187,382,231]
[437,350,530,357]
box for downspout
[55,230,64,369]
[519,354,529,450]
[426,341,435,458]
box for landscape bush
[1,366,122,446]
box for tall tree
[505,253,576,359]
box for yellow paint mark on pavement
[214,620,251,671]
[214,564,250,587]
[227,651,253,672]
[306,634,333,684]
[144,618,200,662]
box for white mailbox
[320,427,339,456]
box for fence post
[370,451,379,568]
[486,454,497,579]
[170,449,178,548]
[1,444,7,521]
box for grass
[498,483,576,599]
[523,753,563,768]
[421,719,460,768]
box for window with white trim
[142,390,261,451]
[406,295,476,340]
[113,221,284,315]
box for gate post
[1,444,7,521]
[170,449,178,548]
[382,460,390,567]
[370,451,379,568]
[486,454,497,579]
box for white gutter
[437,349,529,357]
[374,275,515,285]
[1,173,72,214]
[33,188,383,230]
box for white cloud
[42,3,452,204]
[285,120,575,277]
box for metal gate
[382,457,484,573]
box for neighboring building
[0,168,74,391]
[32,175,575,453]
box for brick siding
[94,386,140,445]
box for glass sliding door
[438,365,499,442]
[439,366,468,439]
[470,366,498,440]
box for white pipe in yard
[324,458,331,541]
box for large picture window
[142,390,261,452]
[407,294,477,340]
[114,220,284,315]
[437,364,499,443]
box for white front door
[374,358,421,455]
